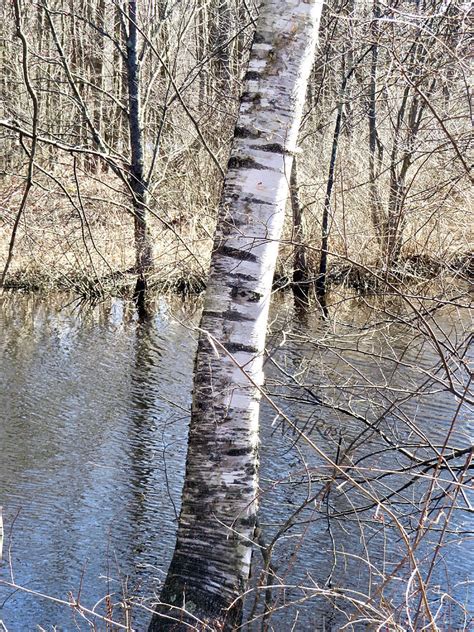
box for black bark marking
[245,70,260,81]
[234,126,261,139]
[153,562,242,631]
[228,272,258,282]
[217,245,257,262]
[222,194,271,207]
[204,310,252,322]
[255,143,286,154]
[227,447,253,457]
[231,287,263,302]
[244,462,257,476]
[241,197,272,206]
[228,156,266,170]
[225,342,258,354]
[224,310,253,322]
[240,515,257,528]
[241,92,261,104]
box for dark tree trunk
[126,0,153,317]
[316,71,346,310]
[368,0,384,250]
[291,158,310,305]
[317,45,374,306]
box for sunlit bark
[148,1,322,630]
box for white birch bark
[149,2,322,630]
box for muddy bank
[3,251,471,308]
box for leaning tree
[148,1,323,630]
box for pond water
[0,293,472,631]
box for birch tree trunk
[148,1,322,630]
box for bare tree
[148,1,323,629]
[124,0,154,316]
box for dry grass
[0,157,216,295]
[1,136,472,299]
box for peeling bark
[148,2,322,630]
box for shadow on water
[0,292,471,630]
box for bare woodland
[0,0,472,630]
[1,0,471,298]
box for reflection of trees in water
[125,315,192,615]
[249,300,473,630]
[0,297,198,629]
[129,318,158,535]
[1,295,470,629]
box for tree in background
[0,2,472,631]
[1,0,471,302]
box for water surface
[0,293,471,630]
